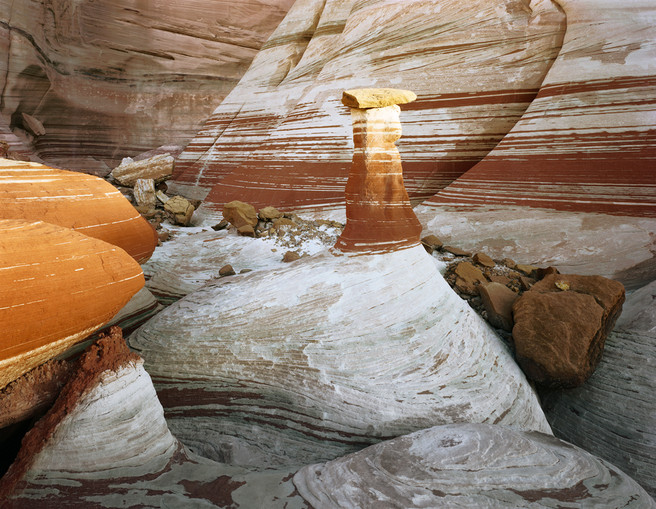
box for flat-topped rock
[341,88,417,109]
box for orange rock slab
[335,105,421,253]
[0,220,145,389]
[0,159,157,263]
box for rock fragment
[443,245,471,257]
[164,196,194,226]
[21,113,46,136]
[133,178,156,210]
[111,154,174,187]
[473,252,495,267]
[421,234,443,254]
[282,251,301,263]
[223,200,258,228]
[219,264,235,277]
[454,262,487,286]
[259,206,283,221]
[479,282,518,332]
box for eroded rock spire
[335,88,422,254]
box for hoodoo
[131,90,549,470]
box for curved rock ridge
[171,0,566,212]
[542,279,656,498]
[0,220,144,389]
[334,100,422,253]
[0,158,158,263]
[424,0,656,218]
[1,328,307,508]
[0,0,295,172]
[131,244,550,470]
[293,423,656,508]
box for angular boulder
[479,282,517,332]
[133,178,157,209]
[111,154,174,187]
[223,200,258,229]
[164,195,195,226]
[512,274,625,387]
[0,220,144,388]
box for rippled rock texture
[0,220,144,389]
[171,0,566,212]
[131,244,550,469]
[0,159,157,263]
[0,0,295,172]
[542,280,656,498]
[294,423,656,508]
[1,329,306,508]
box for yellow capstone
[342,88,417,109]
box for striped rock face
[170,0,566,213]
[0,220,144,389]
[131,245,550,470]
[335,104,422,253]
[0,0,294,172]
[2,330,306,508]
[424,0,656,217]
[0,159,158,263]
[542,280,656,498]
[294,423,656,508]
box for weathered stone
[157,231,170,242]
[473,252,495,268]
[21,113,46,136]
[219,264,235,277]
[259,206,283,221]
[341,88,417,109]
[223,200,258,228]
[516,263,538,276]
[164,196,194,226]
[237,224,255,237]
[479,282,518,332]
[420,234,443,254]
[272,217,296,230]
[294,423,655,508]
[454,262,487,286]
[0,220,144,389]
[520,276,535,291]
[502,258,517,269]
[488,274,511,286]
[111,154,174,187]
[282,251,301,263]
[334,104,421,254]
[155,190,170,204]
[133,178,156,209]
[512,273,625,388]
[536,266,560,280]
[454,277,477,296]
[211,220,229,231]
[443,246,471,257]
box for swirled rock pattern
[294,423,656,508]
[0,0,294,171]
[0,220,144,389]
[1,329,306,508]
[0,159,157,263]
[131,245,550,469]
[171,0,565,213]
[542,279,656,497]
[424,0,656,218]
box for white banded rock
[1,329,306,508]
[542,279,656,498]
[131,245,550,469]
[294,423,656,508]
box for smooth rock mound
[0,159,158,263]
[294,423,656,508]
[0,220,144,389]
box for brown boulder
[454,262,487,286]
[223,200,258,228]
[443,246,471,257]
[282,251,301,263]
[259,206,283,221]
[237,225,255,237]
[421,234,443,254]
[473,252,495,268]
[516,263,538,277]
[512,274,625,388]
[219,264,235,277]
[479,283,518,332]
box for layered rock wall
[171,0,566,213]
[0,0,294,172]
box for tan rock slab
[111,154,174,187]
[444,246,471,257]
[237,224,255,237]
[282,251,301,263]
[473,252,495,268]
[259,206,283,221]
[516,263,539,276]
[164,196,194,226]
[342,88,417,109]
[223,200,258,228]
[421,234,443,254]
[479,282,518,332]
[454,262,487,286]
